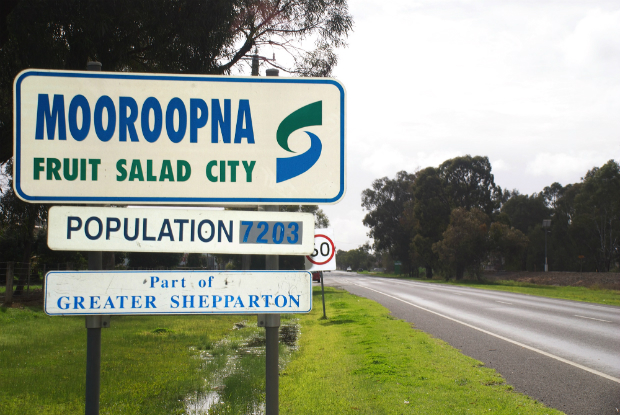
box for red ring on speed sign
[306,234,335,265]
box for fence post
[5,262,14,306]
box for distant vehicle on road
[312,271,322,282]
[346,266,352,271]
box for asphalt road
[322,271,620,415]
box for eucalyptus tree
[572,160,620,272]
[432,207,490,280]
[437,155,501,216]
[0,0,353,163]
[409,155,500,277]
[362,171,416,273]
[409,166,450,278]
[0,0,352,276]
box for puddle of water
[184,318,300,415]
[186,391,220,415]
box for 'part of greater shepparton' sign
[44,271,312,316]
[13,70,346,205]
[47,206,314,255]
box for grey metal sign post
[260,67,281,415]
[84,60,107,415]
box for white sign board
[47,206,314,255]
[13,69,346,205]
[45,271,312,316]
[305,228,336,271]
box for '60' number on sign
[311,242,331,258]
[306,234,335,265]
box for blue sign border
[44,270,313,316]
[14,70,346,204]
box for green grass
[0,306,243,415]
[363,272,620,306]
[2,288,565,414]
[446,280,620,306]
[281,286,562,414]
[192,316,300,414]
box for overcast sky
[316,0,620,251]
[4,1,618,255]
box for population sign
[13,70,346,205]
[47,206,315,255]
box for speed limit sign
[305,228,336,271]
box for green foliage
[281,204,330,228]
[362,156,502,278]
[501,192,550,235]
[363,156,619,276]
[185,253,205,268]
[433,208,490,280]
[409,166,451,277]
[280,255,305,270]
[572,160,620,272]
[0,160,47,264]
[32,228,88,269]
[361,171,416,271]
[336,242,375,270]
[438,155,501,215]
[488,222,528,271]
[126,252,183,269]
[0,0,353,163]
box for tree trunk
[425,266,433,279]
[103,253,115,270]
[455,263,465,280]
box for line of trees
[335,242,376,271]
[360,155,620,280]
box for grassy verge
[362,272,620,306]
[0,305,244,415]
[281,286,561,414]
[187,315,300,414]
[2,287,566,415]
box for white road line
[496,301,513,305]
[350,282,620,385]
[574,315,612,323]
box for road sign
[13,69,346,205]
[47,206,314,255]
[305,228,336,271]
[44,270,312,316]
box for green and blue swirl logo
[276,101,322,183]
